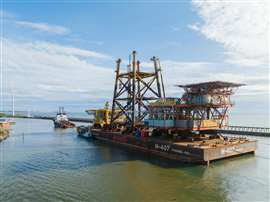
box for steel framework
[177,81,244,129]
[147,81,244,131]
[110,51,165,129]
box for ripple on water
[0,119,269,202]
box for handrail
[222,125,270,133]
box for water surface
[0,118,269,201]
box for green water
[0,118,269,202]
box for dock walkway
[218,126,270,137]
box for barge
[79,51,256,165]
[91,129,256,165]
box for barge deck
[91,129,256,165]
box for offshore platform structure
[177,81,244,130]
[110,51,165,129]
[146,81,245,133]
[83,51,256,165]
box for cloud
[2,38,268,112]
[160,60,269,97]
[187,23,199,31]
[0,10,14,18]
[16,20,70,35]
[22,40,111,59]
[190,0,269,67]
[3,38,114,110]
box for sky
[0,0,269,127]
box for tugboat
[53,107,75,129]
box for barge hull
[91,129,256,165]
